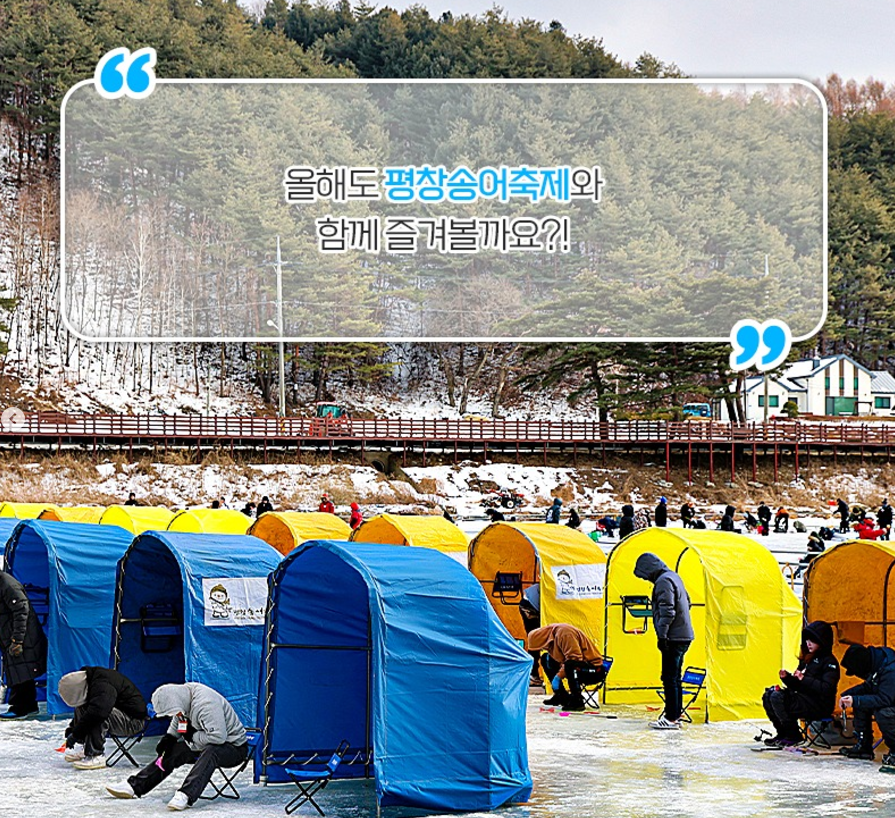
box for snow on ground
[4,697,895,818]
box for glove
[156,733,178,756]
[183,720,197,742]
[657,637,667,651]
[8,640,23,658]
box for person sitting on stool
[838,644,895,767]
[528,623,604,712]
[106,682,248,811]
[59,667,148,769]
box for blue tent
[4,520,133,713]
[112,531,281,726]
[259,540,532,812]
[0,518,23,565]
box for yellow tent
[604,528,801,722]
[0,502,61,519]
[167,509,253,535]
[351,514,469,564]
[99,505,174,535]
[804,539,895,698]
[38,507,105,524]
[468,522,606,648]
[249,512,351,556]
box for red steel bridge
[4,414,895,482]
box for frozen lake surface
[4,694,895,818]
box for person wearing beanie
[0,569,47,720]
[680,501,694,529]
[838,643,895,765]
[761,621,840,746]
[654,497,668,528]
[545,497,563,524]
[106,682,247,810]
[879,500,893,541]
[634,553,695,730]
[349,501,363,530]
[59,667,147,769]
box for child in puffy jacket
[761,620,840,746]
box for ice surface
[4,695,895,818]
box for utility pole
[276,237,286,418]
[763,254,769,424]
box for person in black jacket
[837,498,850,533]
[654,497,668,528]
[838,644,895,764]
[58,668,148,768]
[618,504,635,539]
[680,502,694,529]
[720,505,736,532]
[878,499,893,541]
[761,620,840,746]
[757,501,772,536]
[0,570,47,719]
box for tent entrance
[260,547,374,785]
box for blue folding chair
[284,740,350,816]
[658,666,706,723]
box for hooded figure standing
[545,497,562,524]
[0,569,47,719]
[654,498,668,528]
[760,621,839,746]
[528,623,604,712]
[837,498,850,533]
[838,644,895,767]
[878,500,893,541]
[58,667,147,768]
[633,553,695,730]
[619,505,636,539]
[106,682,248,811]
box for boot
[543,686,568,707]
[565,695,586,712]
[839,743,874,760]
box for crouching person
[528,623,604,712]
[106,682,248,811]
[838,644,895,767]
[761,621,839,746]
[58,667,148,768]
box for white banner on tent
[551,564,606,600]
[202,577,268,627]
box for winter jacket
[757,503,772,524]
[257,499,274,516]
[843,646,895,711]
[680,504,693,524]
[67,667,147,744]
[0,570,47,686]
[780,621,840,717]
[654,502,668,527]
[720,505,736,532]
[349,503,363,530]
[619,505,635,539]
[545,499,562,524]
[527,623,602,668]
[633,553,695,642]
[152,683,246,751]
[566,508,581,529]
[856,521,885,540]
[837,499,849,519]
[879,504,893,529]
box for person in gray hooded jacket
[634,552,695,730]
[106,682,248,811]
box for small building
[725,354,879,420]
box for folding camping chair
[140,603,182,653]
[800,717,835,750]
[284,740,350,817]
[657,666,706,723]
[491,572,523,604]
[106,725,146,767]
[198,729,261,801]
[620,595,652,634]
[579,656,613,710]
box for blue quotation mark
[729,319,792,372]
[94,47,157,99]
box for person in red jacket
[856,517,885,540]
[318,493,335,514]
[349,502,363,530]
